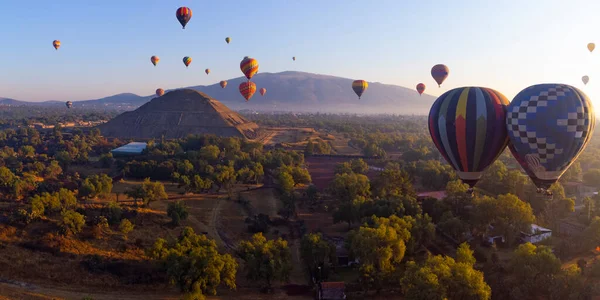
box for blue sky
[1,0,600,105]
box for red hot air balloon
[151,56,159,66]
[239,82,257,101]
[156,88,165,97]
[431,64,449,87]
[176,7,192,29]
[220,81,227,88]
[260,88,267,96]
[416,83,426,96]
[240,57,259,80]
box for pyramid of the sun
[97,89,259,139]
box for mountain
[0,71,436,114]
[97,89,259,140]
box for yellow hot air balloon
[588,43,595,52]
[352,80,368,99]
[225,37,231,44]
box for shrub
[60,210,85,236]
[119,219,134,239]
[104,201,122,225]
[167,201,189,226]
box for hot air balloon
[220,81,227,88]
[352,80,368,99]
[431,64,449,87]
[176,7,192,29]
[225,37,231,44]
[429,87,510,191]
[156,88,165,97]
[260,88,267,96]
[151,56,159,66]
[240,57,259,80]
[416,83,426,96]
[506,84,595,194]
[582,76,589,85]
[183,56,192,68]
[53,40,60,50]
[239,81,257,102]
[65,101,72,109]
[588,43,595,52]
[293,57,296,61]
[205,69,210,75]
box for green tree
[508,243,562,299]
[473,194,535,245]
[237,233,292,290]
[119,219,134,239]
[214,165,237,199]
[276,171,295,194]
[291,167,311,186]
[60,210,85,236]
[104,201,122,225]
[372,168,415,199]
[148,227,237,299]
[200,145,221,162]
[167,201,189,226]
[300,233,336,282]
[350,159,369,174]
[19,145,35,158]
[141,178,168,207]
[329,172,370,203]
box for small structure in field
[521,224,552,244]
[110,142,147,157]
[318,282,346,300]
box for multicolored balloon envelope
[205,68,210,75]
[352,80,368,99]
[65,101,72,108]
[176,7,192,29]
[428,87,510,188]
[416,83,426,95]
[183,56,192,67]
[506,84,595,191]
[53,40,60,50]
[240,57,259,80]
[239,81,257,101]
[225,37,231,44]
[156,88,165,97]
[431,64,449,87]
[151,56,159,66]
[260,88,267,96]
[220,81,227,88]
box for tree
[584,168,600,188]
[304,140,314,156]
[119,219,134,239]
[60,210,85,236]
[582,216,600,250]
[237,233,292,290]
[141,178,168,207]
[276,171,295,195]
[125,185,145,206]
[300,233,336,282]
[456,242,476,266]
[306,184,319,205]
[472,194,535,245]
[401,244,491,300]
[291,167,311,186]
[19,145,35,158]
[167,201,189,226]
[372,168,415,199]
[329,172,370,203]
[214,165,237,199]
[200,145,221,162]
[148,227,237,299]
[508,243,562,299]
[350,159,369,174]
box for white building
[521,224,552,244]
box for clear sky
[1,0,600,105]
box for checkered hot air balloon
[506,84,595,194]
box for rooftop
[417,191,447,200]
[111,142,147,155]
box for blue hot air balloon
[506,84,595,193]
[429,87,510,190]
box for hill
[0,71,436,114]
[96,89,259,140]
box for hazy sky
[1,0,600,105]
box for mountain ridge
[0,71,436,114]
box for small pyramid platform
[97,89,259,140]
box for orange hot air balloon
[239,81,257,101]
[260,88,267,96]
[205,68,210,75]
[156,88,165,97]
[416,83,426,96]
[352,80,368,99]
[220,80,227,88]
[183,56,192,68]
[53,40,60,50]
[151,56,159,66]
[431,64,449,87]
[240,57,259,80]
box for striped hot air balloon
[240,57,259,80]
[53,40,60,50]
[183,56,192,68]
[416,83,426,96]
[156,88,165,97]
[506,84,595,193]
[428,87,510,190]
[151,56,159,66]
[220,81,227,88]
[176,7,192,29]
[239,81,257,101]
[352,80,368,99]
